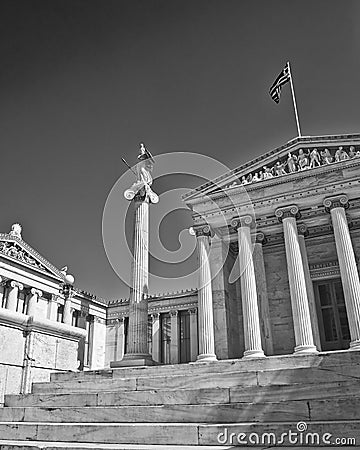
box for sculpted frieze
[0,241,47,272]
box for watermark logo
[217,421,356,446]
[102,151,255,290]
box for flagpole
[287,61,302,137]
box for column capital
[323,195,349,212]
[192,224,214,238]
[169,309,178,317]
[275,205,300,222]
[151,312,160,321]
[10,281,23,290]
[297,223,309,237]
[188,308,197,315]
[231,215,255,230]
[117,316,125,323]
[30,288,43,297]
[254,231,267,244]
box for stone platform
[0,351,359,449]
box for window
[179,310,191,363]
[84,315,93,367]
[72,310,80,327]
[314,279,350,350]
[57,304,64,323]
[160,313,171,364]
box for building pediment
[183,133,360,203]
[0,232,65,281]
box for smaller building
[105,289,199,366]
[0,224,107,403]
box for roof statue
[124,142,159,203]
[9,223,22,239]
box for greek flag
[269,62,290,103]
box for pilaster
[170,310,179,364]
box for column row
[193,194,360,360]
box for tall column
[324,195,360,349]
[194,225,217,362]
[6,281,23,312]
[189,308,198,362]
[231,217,265,358]
[275,206,317,354]
[27,288,43,317]
[297,224,322,351]
[112,193,156,367]
[170,310,179,364]
[151,313,161,363]
[253,232,274,355]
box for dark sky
[0,0,359,300]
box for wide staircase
[0,351,359,449]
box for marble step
[0,443,236,450]
[1,397,359,423]
[0,420,358,445]
[32,365,360,394]
[50,351,360,382]
[7,379,360,408]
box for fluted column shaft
[195,226,217,362]
[151,313,160,363]
[297,226,322,351]
[170,310,179,364]
[325,195,360,349]
[27,288,42,317]
[126,197,151,357]
[233,217,265,358]
[189,308,198,362]
[6,281,23,312]
[253,233,274,355]
[276,206,317,353]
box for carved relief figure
[320,148,333,164]
[309,148,321,168]
[298,149,309,170]
[287,153,297,173]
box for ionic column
[151,313,161,363]
[324,195,360,349]
[48,295,59,321]
[189,308,198,362]
[297,224,322,351]
[232,217,265,358]
[170,310,179,364]
[61,284,74,325]
[126,196,150,358]
[6,281,23,312]
[114,317,125,361]
[253,232,274,355]
[194,225,217,362]
[27,288,43,317]
[275,206,317,354]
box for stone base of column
[294,344,318,354]
[243,349,265,359]
[349,340,360,350]
[110,353,158,368]
[195,353,217,363]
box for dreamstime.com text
[217,421,356,446]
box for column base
[349,340,360,350]
[294,344,318,354]
[243,349,266,358]
[195,353,217,363]
[110,353,158,368]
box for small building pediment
[0,231,65,281]
[183,133,360,202]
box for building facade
[1,133,360,401]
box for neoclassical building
[183,133,360,360]
[1,133,360,402]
